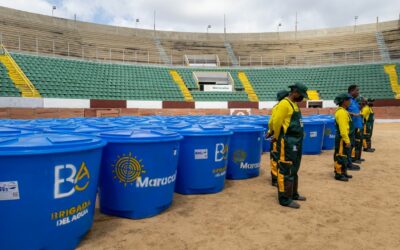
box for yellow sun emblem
[112,152,146,187]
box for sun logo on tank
[233,150,247,163]
[112,152,146,187]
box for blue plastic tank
[97,129,183,219]
[302,119,325,155]
[0,127,37,137]
[0,133,106,250]
[321,118,336,150]
[224,124,265,179]
[241,118,270,153]
[168,124,232,195]
[43,124,117,136]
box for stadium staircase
[376,32,391,61]
[155,37,172,65]
[238,71,259,102]
[224,42,239,66]
[384,64,400,99]
[169,70,194,101]
[0,46,40,97]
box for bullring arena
[79,123,400,250]
[0,4,400,250]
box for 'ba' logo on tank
[112,152,176,188]
[54,162,90,199]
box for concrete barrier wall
[127,101,163,109]
[259,101,278,109]
[43,98,90,108]
[1,107,400,119]
[0,97,43,108]
[0,97,400,119]
[0,6,397,42]
[195,102,228,109]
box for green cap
[334,93,352,105]
[276,90,289,101]
[367,98,375,103]
[289,83,309,99]
[356,95,365,105]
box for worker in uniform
[334,93,353,181]
[347,85,364,166]
[272,83,308,209]
[267,90,289,187]
[362,98,375,152]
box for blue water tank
[96,129,182,219]
[0,127,37,137]
[224,124,265,180]
[241,118,270,153]
[0,133,106,250]
[302,119,325,155]
[168,124,232,195]
[316,117,336,150]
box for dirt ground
[78,123,400,250]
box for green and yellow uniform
[269,104,279,185]
[272,97,304,205]
[334,107,352,177]
[268,90,289,186]
[362,105,374,150]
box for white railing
[0,32,399,67]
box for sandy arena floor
[78,123,400,250]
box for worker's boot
[347,164,360,171]
[335,174,349,182]
[293,178,306,201]
[285,201,301,209]
[344,173,353,179]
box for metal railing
[0,32,399,67]
[1,44,39,97]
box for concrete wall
[0,97,90,108]
[2,107,400,119]
[1,97,399,110]
[0,97,43,108]
[0,6,398,42]
[127,101,163,109]
[43,98,90,108]
[195,102,228,109]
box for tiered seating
[383,28,400,59]
[245,64,394,100]
[0,7,159,64]
[12,53,184,100]
[3,53,396,101]
[230,32,381,66]
[0,7,398,67]
[0,63,21,97]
